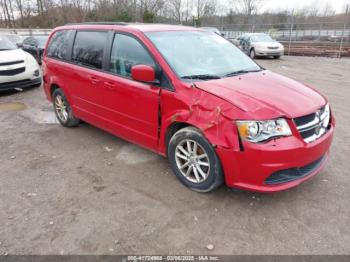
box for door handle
[88,75,100,84]
[104,81,116,90]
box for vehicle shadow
[0,86,39,98]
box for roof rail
[65,22,128,26]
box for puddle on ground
[0,102,27,113]
[21,108,59,124]
[0,101,59,124]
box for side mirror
[131,65,159,85]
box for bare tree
[322,3,335,17]
[234,0,262,24]
[14,0,25,27]
[307,1,320,17]
[0,0,13,27]
[168,0,182,23]
[195,0,215,21]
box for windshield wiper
[224,69,263,77]
[181,74,221,80]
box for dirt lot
[0,56,349,255]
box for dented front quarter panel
[158,82,245,156]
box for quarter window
[72,31,107,69]
[109,34,155,77]
[47,30,73,60]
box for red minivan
[42,22,335,192]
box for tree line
[0,0,349,28]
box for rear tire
[168,127,224,192]
[52,89,80,127]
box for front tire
[273,55,281,59]
[250,48,256,59]
[168,127,224,192]
[52,89,80,127]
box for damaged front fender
[158,86,244,155]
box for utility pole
[338,4,349,58]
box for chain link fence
[206,22,350,57]
[0,28,51,36]
[1,22,350,57]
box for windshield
[0,36,17,50]
[146,31,260,80]
[250,34,274,42]
[36,36,48,48]
[2,34,21,44]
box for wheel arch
[165,121,192,154]
[49,82,74,107]
[50,83,60,99]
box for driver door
[100,33,161,150]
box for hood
[0,49,29,63]
[195,70,326,119]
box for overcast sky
[219,0,350,14]
[258,0,349,13]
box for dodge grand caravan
[42,23,334,193]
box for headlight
[236,118,292,143]
[322,103,330,128]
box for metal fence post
[288,23,293,56]
[288,10,294,56]
[339,4,349,58]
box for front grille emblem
[294,105,330,143]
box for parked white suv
[239,33,284,59]
[0,36,41,91]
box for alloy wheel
[54,95,68,122]
[175,139,210,183]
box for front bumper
[0,63,41,91]
[216,123,334,192]
[0,77,42,91]
[256,49,284,57]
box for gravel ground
[0,56,349,255]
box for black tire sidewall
[168,128,223,192]
[52,89,78,127]
[250,49,255,58]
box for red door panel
[100,73,160,150]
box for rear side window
[109,33,155,77]
[47,30,73,60]
[72,31,107,69]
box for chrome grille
[294,105,330,143]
